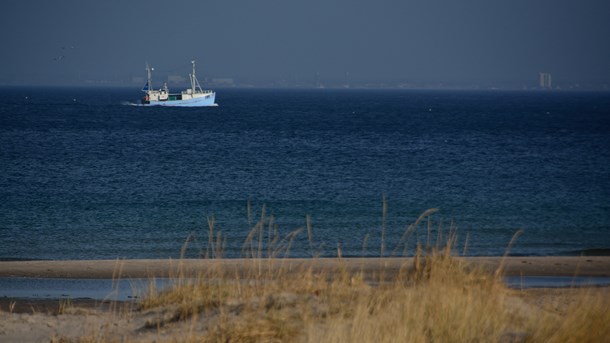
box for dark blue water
[2,276,610,301]
[0,277,151,300]
[1,87,609,259]
[4,275,610,301]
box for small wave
[121,101,143,106]
[0,257,47,262]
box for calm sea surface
[1,87,609,259]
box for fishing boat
[141,60,216,107]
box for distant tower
[345,71,350,88]
[539,72,552,89]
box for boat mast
[190,60,196,94]
[146,62,153,95]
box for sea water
[1,87,609,260]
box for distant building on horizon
[539,72,552,89]
[168,75,187,85]
[209,78,235,87]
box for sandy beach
[1,256,609,279]
[1,256,609,342]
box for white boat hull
[143,92,216,107]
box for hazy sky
[2,0,609,87]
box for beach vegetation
[38,208,610,342]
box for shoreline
[1,256,609,279]
[1,256,609,341]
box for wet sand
[1,256,608,310]
[1,256,609,279]
[1,256,609,342]
[0,297,117,314]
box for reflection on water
[0,277,171,301]
[1,276,610,300]
[504,276,610,289]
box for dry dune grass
[44,208,610,342]
[60,250,609,342]
[521,289,610,343]
[128,254,508,342]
